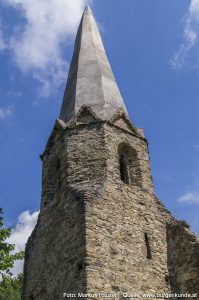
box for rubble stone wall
[23,117,199,300]
[167,222,199,296]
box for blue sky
[0,0,199,248]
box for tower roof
[59,6,128,123]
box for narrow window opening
[165,274,170,284]
[76,195,80,201]
[119,154,130,185]
[144,233,152,259]
[77,262,83,271]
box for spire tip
[85,4,91,12]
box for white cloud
[6,211,39,276]
[178,191,199,204]
[171,0,199,69]
[0,106,14,121]
[3,0,90,96]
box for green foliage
[0,273,23,300]
[0,208,24,299]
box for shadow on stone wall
[166,223,181,295]
[167,222,199,297]
[23,187,87,300]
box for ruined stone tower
[23,6,199,300]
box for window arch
[118,143,141,186]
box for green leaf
[0,209,24,299]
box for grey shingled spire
[59,6,127,123]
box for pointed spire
[59,6,128,123]
[85,4,91,12]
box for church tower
[23,7,199,300]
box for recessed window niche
[118,143,142,186]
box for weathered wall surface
[84,122,175,296]
[23,188,87,300]
[23,121,107,300]
[23,115,199,299]
[167,222,199,296]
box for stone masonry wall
[23,122,107,300]
[23,116,199,299]
[84,122,175,297]
[23,188,87,300]
[167,222,199,296]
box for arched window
[118,143,141,186]
[119,154,131,185]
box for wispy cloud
[2,0,90,96]
[0,106,14,121]
[171,0,199,69]
[178,191,199,204]
[6,211,39,276]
